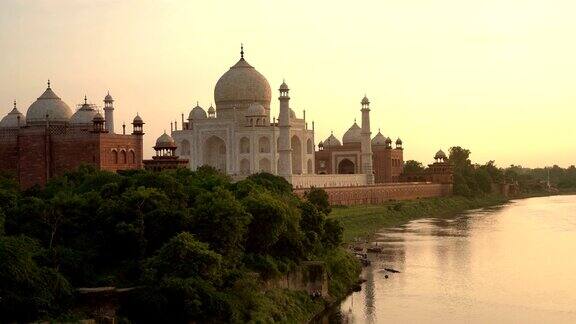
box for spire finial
[84,95,87,104]
[379,128,381,133]
[13,100,16,109]
[47,79,51,89]
[241,43,244,59]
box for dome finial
[241,43,244,59]
[84,95,87,104]
[13,100,16,109]
[47,79,51,89]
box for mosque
[0,81,144,188]
[168,46,406,188]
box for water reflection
[317,196,576,324]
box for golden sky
[0,0,574,167]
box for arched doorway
[240,158,250,175]
[338,158,355,174]
[291,135,302,174]
[203,136,227,172]
[180,140,190,156]
[259,136,270,153]
[260,158,271,173]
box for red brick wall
[294,182,453,206]
[0,135,18,174]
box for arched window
[111,150,118,164]
[240,137,250,154]
[240,158,250,175]
[120,150,127,164]
[260,158,271,172]
[306,138,313,154]
[180,140,190,156]
[307,159,313,174]
[129,150,136,164]
[259,136,270,153]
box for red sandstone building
[0,82,144,188]
[143,132,189,171]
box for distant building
[400,150,454,184]
[314,95,404,183]
[0,82,144,188]
[143,132,189,171]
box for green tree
[304,187,331,214]
[402,160,425,175]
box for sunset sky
[0,0,574,167]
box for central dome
[214,51,271,118]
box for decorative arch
[306,138,313,154]
[203,135,227,171]
[110,149,118,164]
[337,158,355,174]
[307,159,313,174]
[240,158,250,175]
[291,135,302,174]
[180,140,190,156]
[129,150,136,164]
[240,137,250,154]
[120,150,127,164]
[259,136,270,153]
[259,158,271,173]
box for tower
[103,92,115,133]
[278,80,292,176]
[360,95,374,184]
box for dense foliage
[403,146,576,197]
[0,166,353,323]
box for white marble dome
[70,101,97,125]
[26,84,73,124]
[342,122,361,145]
[324,133,342,147]
[246,102,266,116]
[189,104,207,120]
[371,130,386,146]
[214,56,271,111]
[0,102,25,128]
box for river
[322,195,576,323]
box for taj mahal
[170,46,394,188]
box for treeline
[0,166,359,323]
[403,146,576,197]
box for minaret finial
[84,95,87,104]
[13,100,16,109]
[241,43,244,59]
[47,79,51,89]
[379,128,381,133]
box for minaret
[103,92,115,133]
[361,95,374,184]
[278,80,292,176]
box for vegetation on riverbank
[330,194,509,243]
[0,168,358,323]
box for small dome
[93,112,104,121]
[104,92,113,102]
[155,131,176,148]
[371,130,386,146]
[396,138,403,145]
[279,80,289,90]
[324,133,342,147]
[189,103,207,120]
[133,114,143,124]
[70,99,97,125]
[318,140,324,147]
[385,137,392,144]
[342,122,362,144]
[207,105,215,115]
[361,95,370,105]
[26,82,73,124]
[0,102,25,128]
[434,149,447,160]
[246,102,266,116]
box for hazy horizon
[1,0,574,168]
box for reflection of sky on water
[319,195,576,324]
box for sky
[0,0,574,167]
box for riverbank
[329,194,509,243]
